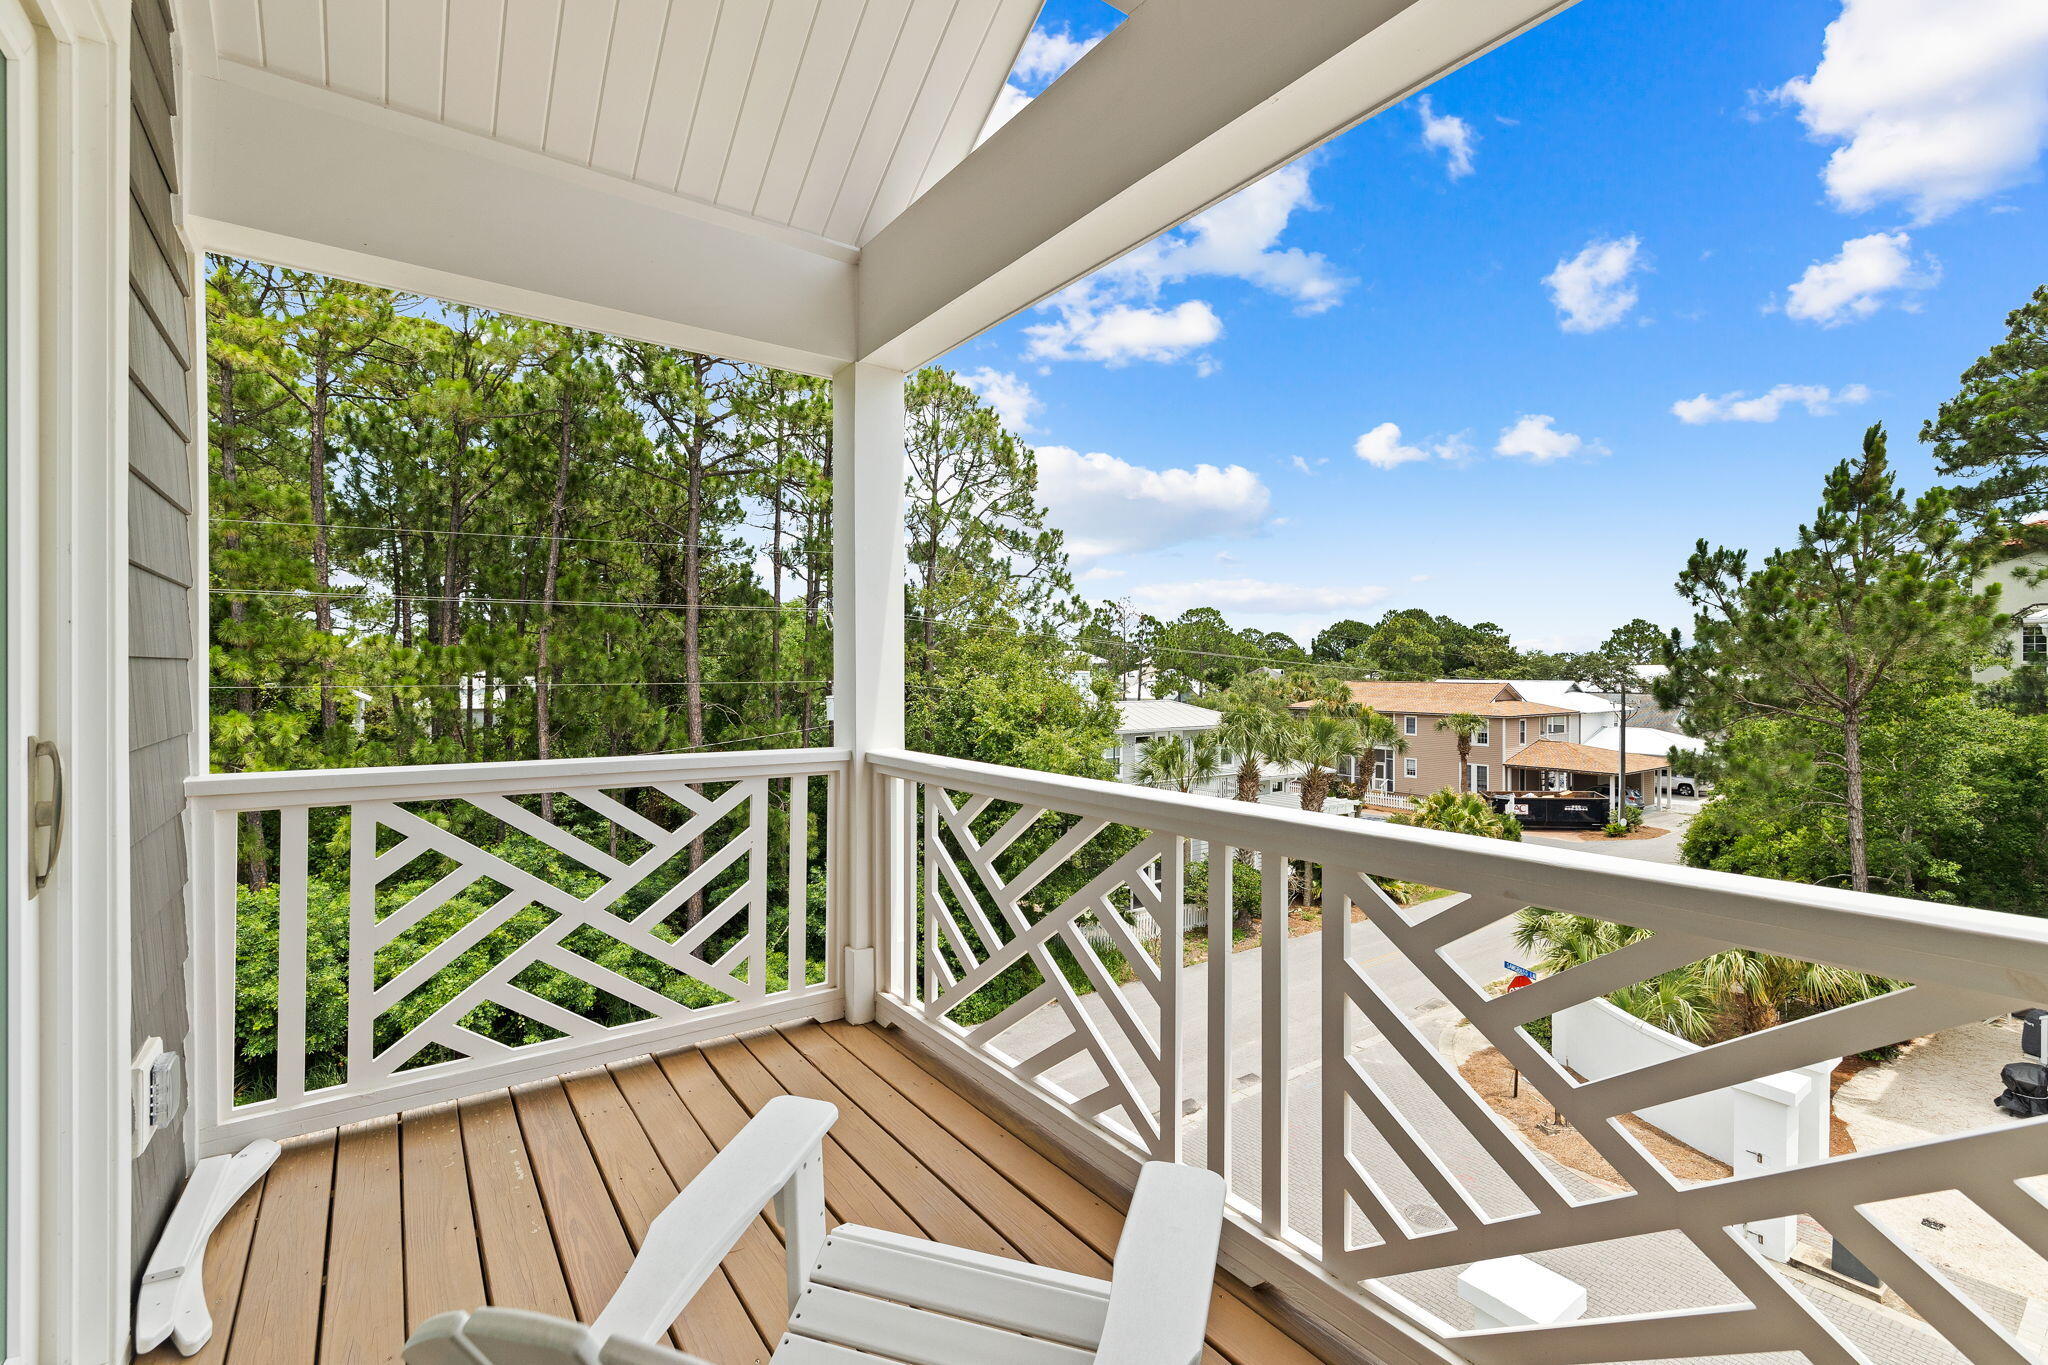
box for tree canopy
[1664,425,2001,892]
[1926,283,2048,540]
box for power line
[211,678,830,690]
[672,723,833,752]
[900,611,1358,674]
[212,586,828,614]
[215,516,824,559]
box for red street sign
[1506,974,1534,990]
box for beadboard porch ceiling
[190,0,1042,249]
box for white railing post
[831,362,907,1025]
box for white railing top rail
[870,748,2048,1003]
[187,745,853,811]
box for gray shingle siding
[129,0,195,1278]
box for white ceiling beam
[856,0,1573,368]
[184,68,860,376]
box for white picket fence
[186,747,848,1154]
[868,748,2048,1365]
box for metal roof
[1115,699,1223,734]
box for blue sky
[939,0,2048,652]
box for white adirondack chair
[403,1095,1229,1365]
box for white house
[1974,540,2048,685]
[1112,697,1225,785]
[1113,698,1319,808]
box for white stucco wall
[1552,998,1835,1261]
[1974,550,2048,684]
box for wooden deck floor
[148,1021,1329,1365]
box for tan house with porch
[1304,681,1672,803]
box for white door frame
[11,0,132,1359]
[0,4,37,1356]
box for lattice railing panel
[189,749,846,1150]
[872,750,2048,1365]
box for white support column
[832,363,907,1026]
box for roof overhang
[180,0,1575,375]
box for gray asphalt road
[1525,805,1698,865]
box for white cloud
[1353,422,1430,469]
[1034,445,1271,557]
[1288,455,1328,476]
[1544,235,1644,332]
[960,368,1041,432]
[1773,0,2048,222]
[1024,161,1347,369]
[1495,414,1603,463]
[1128,578,1391,617]
[1783,232,1938,325]
[1023,298,1223,366]
[1351,421,1469,471]
[1416,95,1477,178]
[1077,565,1124,583]
[1671,382,1872,424]
[978,26,1105,142]
[1102,163,1350,315]
[1014,27,1099,84]
[981,83,1033,140]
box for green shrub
[1185,857,1262,925]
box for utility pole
[1617,671,1629,816]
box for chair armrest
[592,1095,837,1342]
[1094,1162,1228,1365]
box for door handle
[29,737,63,897]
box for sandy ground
[1833,1015,2048,1312]
[1457,1044,1733,1187]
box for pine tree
[1925,284,2048,538]
[1665,425,2001,893]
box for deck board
[398,1103,487,1331]
[559,1068,770,1363]
[608,1056,795,1344]
[320,1119,405,1365]
[192,1023,1329,1365]
[703,1034,1019,1260]
[460,1091,576,1319]
[226,1132,335,1365]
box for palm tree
[1435,712,1490,792]
[1390,788,1522,840]
[1355,707,1407,795]
[1133,732,1223,794]
[1286,673,1355,717]
[1213,675,1291,803]
[1511,908,1897,1043]
[1292,714,1363,813]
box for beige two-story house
[1306,679,1675,803]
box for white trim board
[22,3,134,1357]
[183,68,859,377]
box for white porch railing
[186,747,848,1155]
[869,749,2048,1365]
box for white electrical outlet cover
[131,1037,164,1154]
